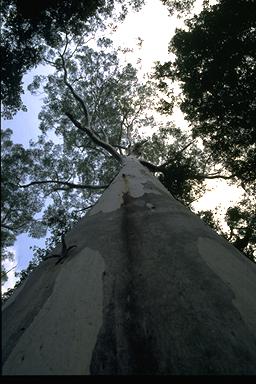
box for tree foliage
[155,0,256,261]
[161,0,198,15]
[0,0,145,118]
[1,129,45,241]
[156,0,256,189]
[198,194,256,262]
[224,198,256,261]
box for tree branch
[158,140,195,170]
[1,265,17,277]
[65,112,122,162]
[19,180,108,190]
[194,174,234,180]
[66,35,94,61]
[113,144,128,151]
[61,54,90,126]
[139,159,160,172]
[1,223,26,232]
[60,52,122,163]
[117,111,129,147]
[72,203,96,213]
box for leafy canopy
[155,0,256,260]
[0,0,145,118]
[155,0,256,189]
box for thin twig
[1,265,17,277]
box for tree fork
[2,156,256,375]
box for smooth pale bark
[2,156,256,375]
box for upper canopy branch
[65,112,122,162]
[59,51,122,163]
[60,53,91,127]
[19,179,108,190]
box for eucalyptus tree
[2,27,256,374]
[19,37,158,229]
[2,26,255,290]
[0,33,228,288]
[2,50,256,374]
[16,35,232,246]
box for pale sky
[2,0,242,293]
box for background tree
[155,0,256,260]
[156,0,256,187]
[199,195,256,261]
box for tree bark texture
[2,156,256,375]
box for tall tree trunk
[2,156,256,375]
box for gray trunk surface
[2,156,256,375]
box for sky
[2,0,242,293]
